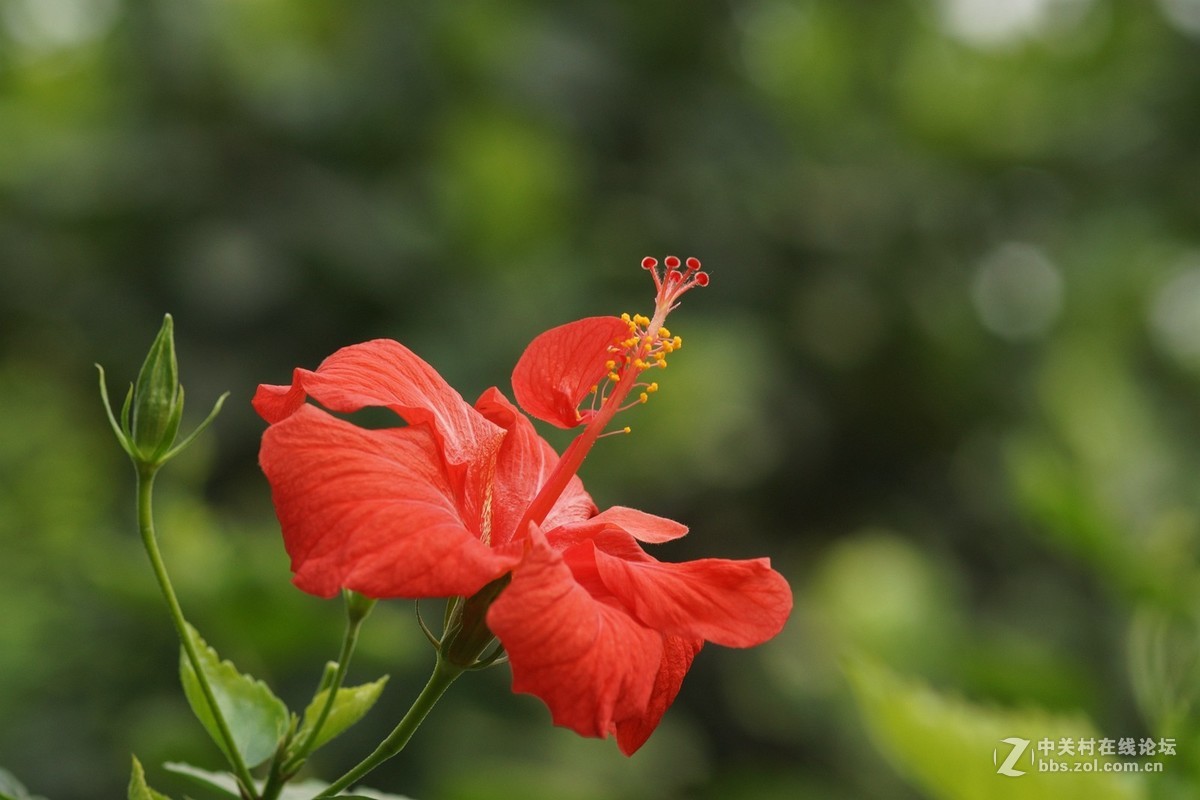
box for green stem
[136,464,259,797]
[280,600,370,776]
[314,656,464,798]
[258,741,289,800]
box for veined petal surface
[260,404,518,598]
[487,538,662,740]
[512,316,630,428]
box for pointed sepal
[96,365,136,459]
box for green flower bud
[98,313,228,471]
[442,575,509,669]
[343,589,378,625]
[131,314,184,459]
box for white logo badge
[995,737,1031,777]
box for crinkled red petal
[259,404,519,599]
[511,316,631,428]
[487,537,662,740]
[253,339,504,473]
[615,635,704,755]
[591,547,793,647]
[551,505,688,545]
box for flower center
[517,256,707,535]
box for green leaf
[277,781,342,800]
[0,769,47,800]
[161,765,376,800]
[294,676,389,755]
[846,657,1146,800]
[162,764,240,799]
[128,756,172,800]
[179,623,290,768]
[160,764,417,800]
[1128,606,1200,736]
[0,771,23,800]
[267,784,413,800]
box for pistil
[516,257,708,535]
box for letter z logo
[995,737,1031,776]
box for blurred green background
[4,0,1200,798]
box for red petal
[512,317,631,428]
[615,636,703,755]
[487,538,662,740]
[253,339,504,473]
[596,507,688,543]
[474,388,596,545]
[591,546,793,647]
[549,522,650,563]
[259,404,519,599]
[551,505,687,545]
[253,369,309,422]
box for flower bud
[442,575,510,668]
[98,313,228,470]
[131,314,184,458]
[343,589,378,624]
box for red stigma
[640,254,709,310]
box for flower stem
[136,464,259,797]
[314,656,464,798]
[279,595,372,777]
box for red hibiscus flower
[253,257,792,754]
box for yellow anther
[622,426,631,434]
[639,392,649,403]
[633,358,649,369]
[608,372,621,382]
[623,338,638,348]
[662,341,675,353]
[634,314,650,327]
[605,360,616,370]
[590,384,599,393]
[673,336,683,349]
[659,327,670,338]
[621,313,632,323]
[647,382,659,392]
